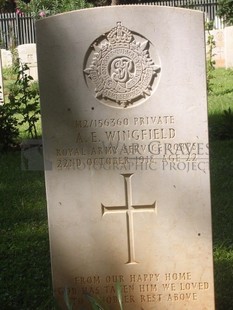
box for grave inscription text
[56,272,210,306]
[55,114,209,173]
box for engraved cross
[101,173,157,264]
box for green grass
[208,68,233,140]
[210,140,233,310]
[0,152,53,309]
[2,66,17,97]
[0,68,233,309]
[208,68,233,114]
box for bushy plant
[0,99,19,151]
[17,0,93,18]
[206,21,216,94]
[217,0,233,26]
[8,59,40,139]
[0,0,16,13]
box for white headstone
[17,44,38,81]
[225,26,233,68]
[207,29,225,68]
[0,49,12,68]
[21,139,44,171]
[37,6,215,310]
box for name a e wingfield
[93,128,176,142]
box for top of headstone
[36,5,204,22]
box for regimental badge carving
[84,22,161,108]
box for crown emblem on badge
[84,22,160,108]
[107,22,132,44]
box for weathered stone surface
[37,6,215,310]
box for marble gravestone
[17,44,38,81]
[0,49,12,68]
[225,26,233,68]
[36,6,215,310]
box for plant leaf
[115,282,123,310]
[64,287,73,310]
[85,293,105,310]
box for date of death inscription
[55,272,210,307]
[55,115,209,173]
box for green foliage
[0,74,19,151]
[206,21,216,94]
[0,0,15,13]
[64,287,74,310]
[63,282,124,310]
[57,0,93,12]
[217,0,233,26]
[85,282,124,310]
[17,0,93,18]
[85,294,106,310]
[115,282,123,310]
[91,0,110,6]
[8,60,40,139]
[0,100,19,151]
